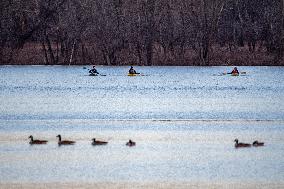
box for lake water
[0,66,284,185]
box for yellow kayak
[128,73,138,76]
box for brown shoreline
[1,42,283,66]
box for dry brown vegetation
[7,42,279,66]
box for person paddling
[89,66,99,75]
[229,67,239,75]
[129,66,137,74]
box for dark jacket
[129,68,136,74]
[89,68,99,74]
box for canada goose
[28,135,48,145]
[252,140,264,147]
[234,139,251,148]
[56,135,75,145]
[92,138,108,145]
[126,139,136,147]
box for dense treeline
[0,0,283,65]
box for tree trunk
[81,43,86,65]
[146,42,153,66]
[41,39,49,65]
[45,32,55,64]
[56,31,59,64]
[69,40,76,65]
[136,42,143,65]
[279,0,284,62]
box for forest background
[1,0,284,66]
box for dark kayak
[89,73,106,76]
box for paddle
[135,73,147,76]
[89,73,106,76]
[222,71,246,75]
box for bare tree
[1,0,283,65]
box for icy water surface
[0,66,284,184]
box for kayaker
[129,66,137,74]
[126,139,136,146]
[89,66,99,75]
[229,67,239,74]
